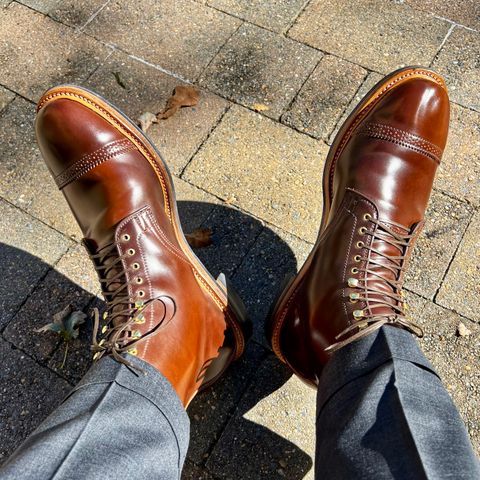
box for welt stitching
[37,91,172,221]
[55,139,137,189]
[328,70,446,199]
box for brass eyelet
[131,330,142,339]
[353,309,364,319]
[356,241,364,248]
[363,213,372,221]
[135,314,145,324]
[359,227,367,234]
[127,248,136,256]
[101,325,108,334]
[349,292,360,303]
[121,234,131,242]
[351,267,359,274]
[138,290,145,298]
[354,255,361,262]
[132,262,140,270]
[135,277,143,284]
[348,277,359,288]
[127,348,138,356]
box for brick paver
[288,0,451,73]
[432,26,480,112]
[200,23,321,119]
[85,0,241,81]
[184,105,328,242]
[0,0,479,476]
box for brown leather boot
[35,85,251,406]
[267,67,450,386]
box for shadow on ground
[0,200,313,479]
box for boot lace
[87,240,175,371]
[326,214,423,352]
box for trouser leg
[0,355,189,480]
[315,326,480,479]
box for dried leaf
[252,103,270,112]
[185,228,213,248]
[112,71,127,89]
[457,322,472,337]
[35,306,86,343]
[137,111,158,132]
[158,85,200,120]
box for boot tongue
[364,221,408,318]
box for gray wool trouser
[1,327,478,480]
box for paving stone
[174,177,220,233]
[282,55,367,141]
[0,97,82,239]
[407,0,480,31]
[187,342,269,464]
[192,204,263,279]
[4,245,96,361]
[207,0,307,32]
[0,3,111,101]
[85,0,241,82]
[207,354,315,479]
[182,461,217,480]
[85,51,229,175]
[406,293,480,455]
[200,23,321,119]
[0,199,72,328]
[436,211,480,322]
[436,103,480,206]
[405,191,473,299]
[432,27,480,112]
[49,0,109,28]
[289,0,450,74]
[0,339,71,463]
[16,0,58,13]
[328,71,384,144]
[0,86,14,113]
[184,106,328,242]
[232,225,312,344]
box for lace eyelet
[131,330,142,339]
[359,227,367,234]
[137,290,145,298]
[135,277,143,284]
[363,213,372,221]
[349,292,360,303]
[132,262,140,270]
[356,241,364,248]
[135,314,145,324]
[351,267,359,274]
[121,234,131,242]
[353,309,364,319]
[354,255,361,262]
[93,352,101,360]
[127,248,136,256]
[348,277,359,288]
[101,325,108,334]
[127,348,138,356]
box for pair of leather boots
[35,67,449,406]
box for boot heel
[216,272,252,340]
[198,273,252,391]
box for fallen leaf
[137,111,158,132]
[457,322,472,337]
[185,228,213,248]
[158,85,200,120]
[35,305,86,342]
[252,103,270,112]
[112,71,127,89]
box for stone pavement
[0,1,479,478]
